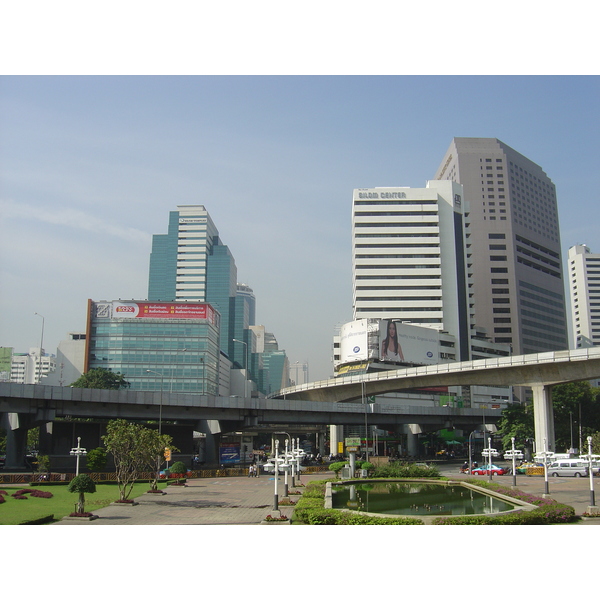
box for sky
[2,75,598,382]
[1,4,599,385]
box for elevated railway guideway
[271,348,600,453]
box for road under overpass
[3,348,599,468]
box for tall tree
[102,420,148,501]
[497,402,534,452]
[70,368,130,390]
[551,381,599,452]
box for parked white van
[547,460,589,477]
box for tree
[102,420,148,501]
[551,382,600,451]
[497,402,534,451]
[68,473,96,514]
[70,368,130,390]
[137,427,178,491]
[102,419,178,498]
[86,447,108,472]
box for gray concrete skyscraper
[434,138,568,357]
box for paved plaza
[50,464,600,525]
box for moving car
[471,464,507,476]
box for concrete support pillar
[329,424,343,456]
[2,413,29,470]
[402,424,422,457]
[531,384,556,453]
[196,420,221,465]
[317,430,326,455]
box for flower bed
[431,479,577,525]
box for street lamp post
[273,439,280,512]
[487,436,493,482]
[283,438,289,497]
[274,430,293,486]
[586,436,596,508]
[543,438,550,496]
[232,338,248,397]
[290,437,296,488]
[34,312,45,383]
[296,437,302,483]
[511,437,517,487]
[146,369,164,436]
[70,437,87,476]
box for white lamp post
[273,439,280,512]
[283,438,289,497]
[587,436,596,508]
[543,438,550,496]
[70,437,87,476]
[487,436,493,482]
[296,437,302,482]
[511,437,517,487]
[290,437,296,488]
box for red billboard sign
[111,301,217,324]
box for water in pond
[332,482,516,517]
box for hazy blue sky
[1,75,598,381]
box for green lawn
[0,481,168,525]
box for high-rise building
[148,206,289,394]
[568,244,600,349]
[352,180,471,358]
[350,180,511,408]
[86,300,221,393]
[148,205,238,357]
[148,205,219,303]
[434,138,568,355]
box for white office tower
[352,180,472,358]
[568,244,600,349]
[434,138,568,356]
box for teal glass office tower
[148,205,239,357]
[85,300,220,394]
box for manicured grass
[0,481,167,525]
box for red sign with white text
[112,301,217,324]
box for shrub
[328,461,348,476]
[86,447,108,472]
[169,461,187,474]
[373,462,440,478]
[68,474,97,514]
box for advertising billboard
[97,301,218,325]
[339,320,369,363]
[379,320,439,366]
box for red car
[471,464,507,476]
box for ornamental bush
[373,462,440,478]
[169,461,187,474]
[328,461,348,476]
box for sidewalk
[51,467,600,525]
[52,471,331,525]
